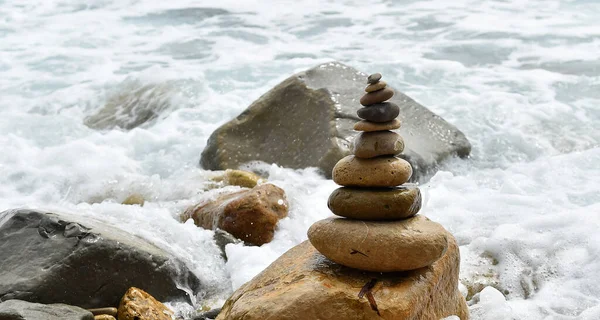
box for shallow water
[1,0,599,318]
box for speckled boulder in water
[0,300,94,320]
[181,183,288,246]
[0,209,201,308]
[216,239,468,320]
[200,61,471,180]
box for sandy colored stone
[353,119,401,132]
[328,186,421,220]
[88,308,117,317]
[212,169,264,188]
[365,81,387,92]
[353,130,404,158]
[216,239,469,320]
[308,215,448,272]
[117,287,173,320]
[122,194,145,206]
[181,183,288,245]
[94,315,116,320]
[332,155,412,187]
[360,87,394,106]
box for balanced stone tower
[215,73,469,320]
[308,73,449,273]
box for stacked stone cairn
[308,73,449,273]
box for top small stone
[367,73,382,84]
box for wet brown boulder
[181,183,288,246]
[216,238,469,320]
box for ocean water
[1,0,599,318]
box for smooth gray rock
[0,209,201,308]
[0,299,93,320]
[200,61,471,180]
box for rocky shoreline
[0,64,471,320]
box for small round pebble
[367,73,382,84]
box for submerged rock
[0,209,201,308]
[216,238,468,320]
[117,287,173,320]
[0,299,93,320]
[84,81,175,130]
[200,61,471,180]
[213,229,242,261]
[122,193,145,206]
[181,183,288,246]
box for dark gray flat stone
[0,300,93,320]
[0,209,202,308]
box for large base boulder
[217,238,468,320]
[0,209,201,308]
[0,300,94,320]
[181,183,288,246]
[200,61,471,180]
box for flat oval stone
[360,88,394,106]
[365,81,386,93]
[367,73,382,84]
[357,102,400,123]
[354,119,401,132]
[328,186,421,220]
[332,155,412,187]
[353,130,404,158]
[308,215,448,272]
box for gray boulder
[0,209,201,308]
[200,61,471,180]
[0,299,93,320]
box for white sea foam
[1,0,599,318]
